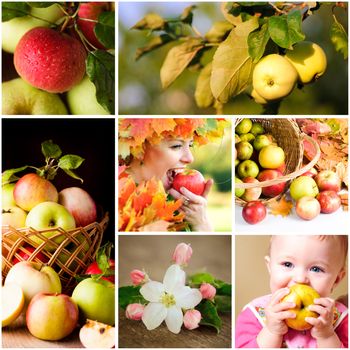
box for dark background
[1,118,115,243]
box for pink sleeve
[335,314,348,348]
[235,307,263,348]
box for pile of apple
[2,2,113,115]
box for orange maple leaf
[267,195,293,217]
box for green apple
[72,278,115,325]
[236,141,253,160]
[2,283,25,327]
[250,122,265,136]
[239,133,255,143]
[235,134,241,144]
[253,134,273,152]
[235,177,245,198]
[4,261,61,308]
[237,160,259,179]
[25,202,76,250]
[2,78,67,115]
[26,292,79,340]
[285,41,327,84]
[67,76,109,115]
[235,118,252,134]
[2,183,16,208]
[253,54,298,101]
[289,176,319,201]
[2,4,65,53]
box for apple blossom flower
[183,309,201,330]
[140,264,202,334]
[126,303,145,321]
[172,243,192,266]
[200,283,216,301]
[130,269,148,285]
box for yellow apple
[285,41,327,84]
[258,145,285,169]
[252,54,298,101]
[2,283,25,327]
[282,284,320,331]
[251,88,268,105]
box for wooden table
[118,235,232,348]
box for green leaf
[214,295,231,313]
[132,13,166,31]
[330,15,348,59]
[86,50,115,114]
[196,300,222,333]
[58,155,84,170]
[188,272,216,286]
[215,281,232,296]
[210,18,259,103]
[237,2,269,6]
[160,38,204,89]
[136,34,173,61]
[220,2,243,26]
[268,10,305,49]
[27,2,58,8]
[95,11,115,49]
[248,22,270,62]
[41,140,62,159]
[2,166,29,185]
[119,286,147,309]
[205,21,234,43]
[61,169,83,183]
[194,62,215,108]
[2,2,30,21]
[181,5,196,25]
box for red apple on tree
[26,292,79,340]
[295,196,321,220]
[316,191,341,214]
[14,173,58,211]
[58,187,97,227]
[172,169,205,196]
[14,27,87,93]
[315,170,341,192]
[242,201,267,224]
[257,169,286,197]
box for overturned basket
[235,118,321,206]
[2,212,109,293]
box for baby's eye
[282,262,293,268]
[310,266,324,273]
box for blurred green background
[190,125,232,232]
[119,2,348,115]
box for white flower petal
[163,264,186,293]
[174,286,202,309]
[165,305,183,334]
[142,302,167,330]
[140,281,165,302]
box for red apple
[26,292,78,340]
[242,201,266,224]
[14,173,58,211]
[86,259,115,284]
[14,27,86,93]
[13,245,49,265]
[257,169,286,197]
[316,191,341,214]
[315,170,341,193]
[295,196,321,220]
[172,169,205,196]
[58,187,97,227]
[302,167,318,178]
[241,177,261,201]
[77,2,109,49]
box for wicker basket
[2,213,109,293]
[235,118,321,206]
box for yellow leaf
[267,195,293,217]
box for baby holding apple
[236,235,348,348]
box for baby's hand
[306,297,336,340]
[265,288,296,336]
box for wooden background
[118,235,232,348]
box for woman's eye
[170,144,182,149]
[282,262,293,268]
[310,266,324,273]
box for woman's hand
[168,179,213,232]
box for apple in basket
[257,169,286,197]
[12,245,49,265]
[58,187,97,227]
[86,259,115,283]
[2,206,27,234]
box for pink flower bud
[183,309,201,330]
[200,283,216,300]
[125,303,145,321]
[130,269,147,285]
[172,243,192,265]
